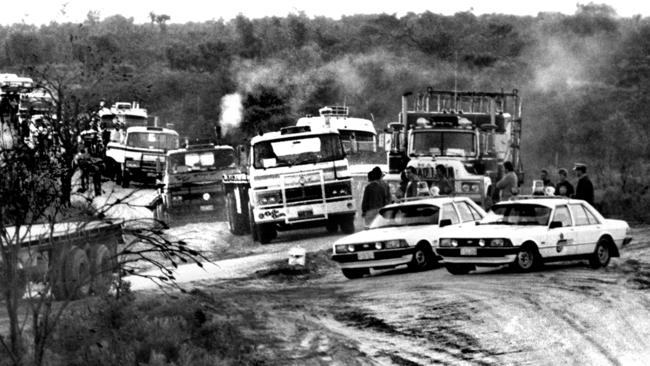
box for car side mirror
[549,221,563,229]
[439,219,452,227]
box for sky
[1,0,648,25]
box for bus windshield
[126,132,179,150]
[411,131,476,157]
[253,133,345,169]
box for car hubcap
[598,245,609,263]
[519,251,533,269]
[415,250,426,266]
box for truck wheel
[326,219,339,233]
[258,223,276,244]
[53,247,91,300]
[114,162,123,185]
[226,192,248,235]
[121,165,130,188]
[90,245,114,296]
[339,215,355,234]
[342,268,369,279]
[249,205,259,242]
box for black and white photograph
[1,1,649,365]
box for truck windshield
[411,131,476,157]
[126,132,179,150]
[253,133,345,169]
[480,204,551,226]
[370,204,440,229]
[168,149,234,173]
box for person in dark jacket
[573,163,594,205]
[361,167,389,226]
[555,168,574,197]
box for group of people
[361,161,597,226]
[536,164,594,205]
[361,164,454,226]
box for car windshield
[168,149,234,173]
[411,131,475,157]
[369,204,440,229]
[480,204,552,226]
[127,132,179,150]
[253,133,345,169]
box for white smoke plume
[219,93,242,136]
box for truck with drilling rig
[386,87,523,207]
[223,125,357,244]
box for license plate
[199,205,214,211]
[357,251,374,260]
[460,247,477,256]
[298,210,313,218]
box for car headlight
[347,244,355,252]
[490,238,505,247]
[451,239,458,247]
[440,238,451,247]
[479,239,486,247]
[375,242,383,250]
[384,239,406,249]
[202,193,211,201]
[335,245,347,254]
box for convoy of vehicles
[151,141,238,224]
[104,125,180,187]
[385,88,523,208]
[223,125,357,244]
[436,197,632,274]
[330,196,486,279]
[296,105,377,153]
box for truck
[386,88,523,207]
[296,106,377,153]
[223,125,357,244]
[1,221,123,301]
[104,125,180,187]
[150,140,238,224]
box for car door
[568,203,602,255]
[546,204,577,258]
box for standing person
[74,147,91,193]
[541,169,554,188]
[361,168,388,226]
[573,163,594,205]
[370,166,391,205]
[435,164,453,195]
[496,161,518,201]
[555,168,574,197]
[404,166,421,198]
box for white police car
[437,197,632,274]
[331,196,486,279]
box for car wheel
[408,243,436,271]
[589,238,611,269]
[512,244,539,272]
[445,264,474,275]
[342,268,369,279]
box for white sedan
[331,197,486,279]
[437,197,633,274]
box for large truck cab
[296,106,377,153]
[387,88,523,208]
[224,125,357,244]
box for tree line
[2,3,650,218]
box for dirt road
[108,183,650,365]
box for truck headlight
[172,195,182,202]
[126,160,140,168]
